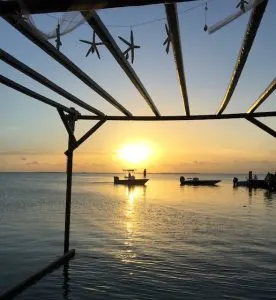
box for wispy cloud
[6,126,23,131]
[192,160,218,165]
[0,151,52,156]
[26,160,39,166]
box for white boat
[114,169,149,186]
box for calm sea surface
[0,172,276,299]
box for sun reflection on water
[120,186,146,264]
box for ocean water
[0,172,276,300]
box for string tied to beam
[236,0,249,12]
[203,1,208,32]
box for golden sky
[0,2,275,173]
[1,119,275,173]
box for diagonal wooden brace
[246,117,276,138]
[64,120,106,155]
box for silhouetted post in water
[64,114,75,254]
[143,168,147,178]
[63,262,70,300]
[249,171,252,182]
[233,177,238,187]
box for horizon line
[0,171,270,175]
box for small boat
[233,172,276,191]
[114,169,149,186]
[180,176,220,186]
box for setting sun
[117,143,152,165]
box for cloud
[232,159,276,165]
[26,160,39,166]
[193,160,205,165]
[6,126,22,131]
[80,151,110,156]
[0,151,53,156]
[0,151,22,156]
[21,157,27,161]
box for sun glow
[117,143,152,165]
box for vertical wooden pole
[249,171,252,182]
[64,115,75,254]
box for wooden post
[249,171,252,182]
[64,114,75,254]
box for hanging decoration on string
[118,29,140,64]
[203,1,208,32]
[79,31,104,59]
[163,24,172,54]
[18,0,217,43]
[55,23,62,51]
[236,0,249,12]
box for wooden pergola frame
[0,0,275,299]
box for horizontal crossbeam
[0,0,198,15]
[79,111,276,121]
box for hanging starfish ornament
[118,30,140,64]
[236,0,249,12]
[55,23,62,51]
[163,24,172,54]
[79,31,104,59]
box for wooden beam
[0,74,74,113]
[216,0,268,115]
[0,49,104,116]
[0,249,75,300]
[78,111,276,121]
[0,0,197,15]
[247,78,276,113]
[165,3,190,116]
[247,117,276,138]
[64,120,106,155]
[64,116,75,254]
[4,15,132,117]
[82,11,160,117]
[57,109,77,144]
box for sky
[0,0,275,173]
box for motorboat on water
[114,169,149,186]
[180,176,220,186]
[233,171,276,191]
